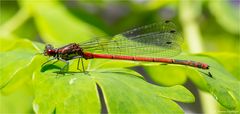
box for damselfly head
[44,44,55,56]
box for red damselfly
[42,20,210,75]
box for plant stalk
[179,0,218,114]
[0,8,30,36]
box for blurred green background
[0,0,239,113]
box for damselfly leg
[58,58,69,72]
[41,57,56,67]
[77,57,85,72]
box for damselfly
[42,20,210,75]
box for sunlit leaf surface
[0,38,43,94]
[33,69,194,113]
[175,54,240,110]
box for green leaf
[145,0,177,11]
[0,38,43,94]
[2,37,238,111]
[20,0,106,44]
[33,69,194,113]
[208,1,240,34]
[140,53,240,110]
[13,18,38,40]
[87,59,139,70]
[144,65,187,86]
[0,38,194,113]
[0,1,19,25]
[33,71,100,113]
[179,54,240,110]
[0,8,30,37]
[204,70,239,110]
[204,52,240,80]
[0,86,33,113]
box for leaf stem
[0,8,30,36]
[179,1,203,53]
[179,1,218,114]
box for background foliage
[0,0,239,114]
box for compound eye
[47,49,55,55]
[45,44,53,50]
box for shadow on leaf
[41,64,61,72]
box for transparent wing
[80,21,183,58]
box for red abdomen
[83,52,209,69]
